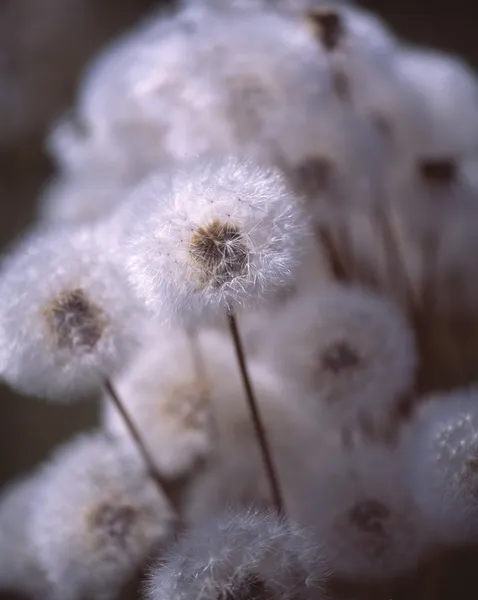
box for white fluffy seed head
[174,329,326,522]
[0,473,51,598]
[148,508,327,600]
[65,4,335,172]
[30,432,176,600]
[298,445,427,580]
[395,46,478,158]
[122,158,308,319]
[407,388,478,545]
[102,326,214,479]
[263,284,417,437]
[306,4,397,117]
[0,226,145,401]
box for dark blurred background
[0,0,476,555]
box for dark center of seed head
[308,8,343,51]
[418,158,457,185]
[321,341,360,374]
[349,500,390,536]
[45,288,105,352]
[92,503,137,542]
[189,220,249,287]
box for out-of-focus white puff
[178,329,327,521]
[260,284,417,438]
[57,4,334,173]
[0,473,51,599]
[0,226,145,401]
[38,171,130,225]
[395,46,478,158]
[121,157,308,319]
[102,326,214,480]
[297,444,428,580]
[148,508,327,600]
[406,388,478,545]
[30,432,176,600]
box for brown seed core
[308,8,343,51]
[349,500,390,536]
[293,157,332,199]
[91,503,137,543]
[321,341,360,374]
[189,220,249,288]
[418,158,457,185]
[44,288,105,352]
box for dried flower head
[0,226,145,400]
[122,158,308,319]
[148,508,327,600]
[103,326,214,479]
[0,473,51,598]
[299,446,427,580]
[30,432,176,600]
[408,388,478,544]
[264,285,417,437]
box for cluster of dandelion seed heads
[4,0,478,599]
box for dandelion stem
[226,308,285,515]
[103,378,177,509]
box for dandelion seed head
[123,157,308,319]
[38,171,130,225]
[409,389,478,544]
[179,329,323,520]
[299,446,426,579]
[30,433,175,600]
[148,508,326,600]
[66,4,335,172]
[0,473,51,598]
[264,285,416,436]
[0,226,145,400]
[103,327,214,479]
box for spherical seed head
[0,226,145,401]
[30,433,175,600]
[0,473,52,597]
[396,47,478,157]
[102,327,214,479]
[123,157,308,318]
[265,285,417,437]
[148,508,326,600]
[66,2,337,175]
[300,446,427,579]
[409,389,478,544]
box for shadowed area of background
[0,2,476,597]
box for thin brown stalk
[314,223,348,282]
[104,378,177,509]
[226,308,285,514]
